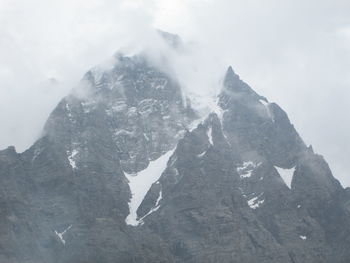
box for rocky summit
[1,33,350,263]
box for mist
[1,0,350,186]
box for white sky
[0,0,350,186]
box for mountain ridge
[0,34,350,262]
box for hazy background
[1,0,349,186]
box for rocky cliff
[0,33,349,263]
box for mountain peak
[157,30,182,49]
[227,65,235,75]
[1,33,350,263]
[224,65,240,85]
[220,66,262,105]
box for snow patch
[275,166,296,189]
[210,98,225,124]
[67,149,79,169]
[54,225,72,245]
[188,116,206,132]
[259,99,275,122]
[116,74,124,81]
[245,192,264,209]
[127,107,138,117]
[81,100,96,114]
[259,99,269,106]
[115,129,134,137]
[247,194,265,209]
[197,151,207,158]
[125,149,175,226]
[143,133,150,141]
[65,103,73,121]
[237,161,261,179]
[207,126,213,145]
[155,190,162,206]
[31,147,42,162]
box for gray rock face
[1,36,350,262]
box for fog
[0,0,349,186]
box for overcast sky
[0,0,350,186]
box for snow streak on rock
[259,99,275,122]
[125,149,175,226]
[54,225,72,245]
[207,126,213,145]
[67,149,78,169]
[138,188,163,224]
[247,193,265,209]
[197,151,207,158]
[237,161,261,179]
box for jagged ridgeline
[0,32,350,263]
